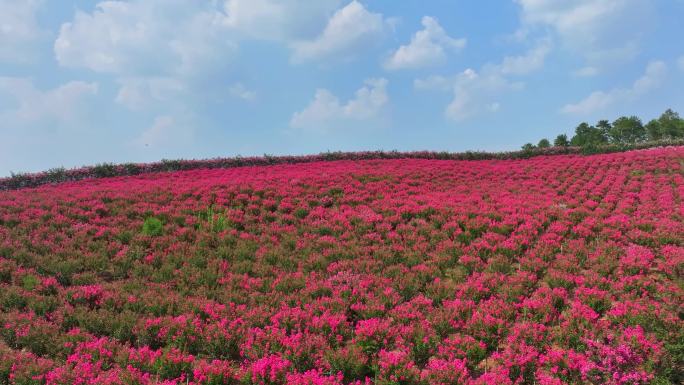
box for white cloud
[632,61,667,93]
[515,0,652,65]
[561,61,667,115]
[222,0,342,41]
[132,115,193,149]
[499,39,552,75]
[56,1,239,111]
[115,77,184,110]
[290,78,388,130]
[0,0,45,63]
[444,67,522,121]
[414,37,550,121]
[414,75,455,92]
[384,16,466,70]
[229,83,257,101]
[0,77,98,126]
[573,66,599,77]
[223,0,393,63]
[55,1,236,76]
[290,1,390,63]
[415,40,548,122]
[678,56,684,72]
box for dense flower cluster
[1,147,682,384]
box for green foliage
[197,206,230,233]
[92,163,117,178]
[521,143,536,151]
[656,109,684,139]
[554,134,569,147]
[160,159,184,172]
[608,116,646,144]
[657,338,684,385]
[45,167,66,183]
[6,172,31,190]
[121,163,141,175]
[294,208,309,219]
[646,119,663,141]
[21,275,39,291]
[537,109,684,150]
[141,217,163,237]
[537,138,551,148]
[571,122,608,147]
[326,345,373,383]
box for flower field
[0,148,683,385]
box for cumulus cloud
[290,1,391,63]
[55,1,236,76]
[499,39,552,75]
[414,75,455,92]
[443,68,523,121]
[0,0,46,63]
[414,41,550,121]
[0,77,98,126]
[56,1,240,111]
[222,0,342,41]
[573,66,599,77]
[115,77,184,110]
[384,16,466,70]
[414,37,551,122]
[290,78,388,131]
[132,115,193,149]
[515,0,652,65]
[561,61,667,115]
[229,83,257,101]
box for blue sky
[1,0,683,175]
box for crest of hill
[2,140,683,191]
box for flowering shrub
[0,147,683,384]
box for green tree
[554,134,569,147]
[537,138,551,148]
[657,109,684,139]
[646,119,662,141]
[596,120,612,140]
[609,116,646,144]
[521,143,536,151]
[571,122,607,147]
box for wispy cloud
[561,61,667,115]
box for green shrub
[21,275,39,291]
[142,217,163,237]
[92,163,117,178]
[122,163,141,175]
[45,167,66,183]
[294,208,309,219]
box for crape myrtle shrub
[3,139,684,191]
[0,147,683,384]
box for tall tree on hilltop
[554,134,569,147]
[597,120,612,140]
[657,109,684,139]
[571,123,607,147]
[609,116,646,144]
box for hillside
[1,147,683,384]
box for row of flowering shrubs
[0,147,683,384]
[3,140,684,191]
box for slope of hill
[1,147,683,384]
[4,140,683,191]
